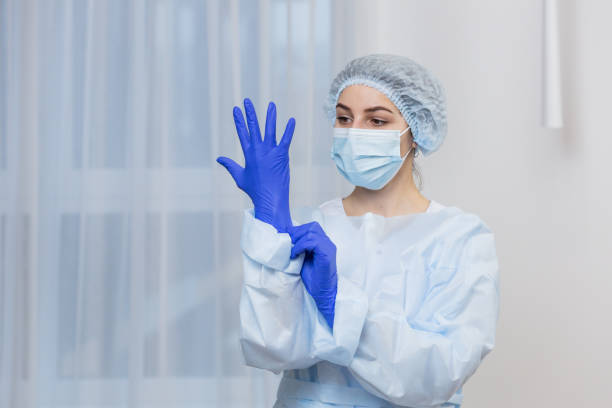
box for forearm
[239,253,321,373]
[239,209,370,371]
[239,208,318,372]
[347,263,498,407]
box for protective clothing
[323,53,447,156]
[287,222,338,330]
[331,126,412,190]
[239,197,500,407]
[217,98,296,232]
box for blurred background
[1,0,611,407]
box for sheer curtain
[0,0,355,406]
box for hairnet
[323,54,447,156]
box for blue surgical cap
[323,54,447,156]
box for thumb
[216,156,245,188]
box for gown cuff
[313,274,369,366]
[240,208,299,273]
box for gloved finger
[244,98,262,144]
[216,156,245,189]
[264,101,277,147]
[290,236,318,259]
[286,221,321,243]
[279,117,296,149]
[233,106,251,156]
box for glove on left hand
[287,222,338,330]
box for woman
[217,54,500,408]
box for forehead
[336,84,399,113]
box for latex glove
[287,222,338,330]
[217,98,296,232]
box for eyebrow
[336,103,394,114]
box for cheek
[400,137,409,156]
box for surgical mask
[330,126,412,190]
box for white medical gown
[238,198,500,408]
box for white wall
[350,1,612,406]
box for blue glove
[217,98,296,232]
[287,222,338,330]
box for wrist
[316,296,336,330]
[253,209,292,233]
[272,216,293,233]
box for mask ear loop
[401,146,412,160]
[399,127,412,160]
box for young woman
[217,54,500,408]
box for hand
[287,222,338,330]
[216,98,296,232]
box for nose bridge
[352,114,368,128]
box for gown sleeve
[238,208,369,374]
[347,220,500,407]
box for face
[334,84,416,156]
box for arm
[238,209,369,374]
[346,228,500,407]
[218,100,368,373]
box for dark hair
[412,152,423,190]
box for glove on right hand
[216,98,296,233]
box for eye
[371,118,387,126]
[336,116,351,124]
